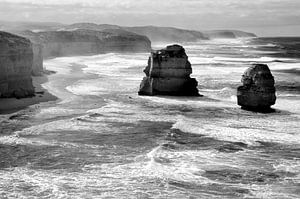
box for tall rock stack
[138,44,200,96]
[0,31,35,98]
[237,64,276,111]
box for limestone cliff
[0,31,34,98]
[237,64,276,111]
[138,45,199,96]
[123,27,256,42]
[31,43,43,76]
[2,21,257,43]
[18,29,151,59]
[13,31,44,76]
[123,26,208,42]
[60,23,257,42]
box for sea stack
[0,31,35,98]
[237,64,276,112]
[138,44,199,96]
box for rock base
[139,77,199,96]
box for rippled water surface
[0,38,300,198]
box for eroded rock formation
[237,64,276,111]
[31,43,43,76]
[0,31,34,98]
[138,45,200,96]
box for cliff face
[13,31,44,76]
[0,31,34,98]
[18,29,151,59]
[124,26,208,42]
[237,64,276,112]
[123,26,256,42]
[31,43,43,76]
[138,45,199,96]
[61,23,257,43]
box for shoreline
[0,74,58,115]
[0,57,100,115]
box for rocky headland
[36,29,151,58]
[61,23,256,43]
[17,28,151,59]
[0,31,35,98]
[202,30,257,39]
[125,27,256,42]
[138,44,200,96]
[10,22,255,43]
[237,64,276,112]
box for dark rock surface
[0,31,34,98]
[138,45,200,96]
[237,64,276,112]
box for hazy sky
[0,0,299,36]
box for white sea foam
[43,58,74,75]
[34,107,78,119]
[172,116,300,146]
[66,80,109,96]
[212,56,296,63]
[0,134,106,149]
[78,53,148,76]
[269,62,300,70]
[146,148,213,184]
[85,100,177,123]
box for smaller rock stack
[138,44,199,96]
[237,64,276,111]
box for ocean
[0,37,299,198]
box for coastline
[0,74,58,115]
[0,56,102,115]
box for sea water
[0,38,299,198]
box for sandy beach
[0,60,98,115]
[0,74,57,115]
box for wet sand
[0,75,57,115]
[0,61,97,115]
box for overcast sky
[0,0,299,36]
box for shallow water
[0,38,300,198]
